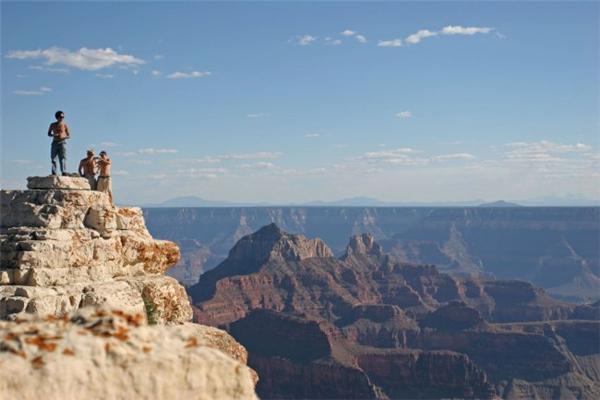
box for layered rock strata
[192,224,600,399]
[1,176,189,323]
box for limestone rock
[27,175,92,190]
[0,177,184,323]
[0,308,257,400]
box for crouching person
[78,149,97,189]
[96,150,113,205]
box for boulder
[26,175,91,190]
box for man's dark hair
[55,111,64,119]
[99,151,107,156]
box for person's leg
[50,142,59,175]
[107,177,113,204]
[58,142,67,174]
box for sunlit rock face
[1,176,188,323]
[0,308,258,400]
[0,177,259,399]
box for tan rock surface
[0,308,258,400]
[0,177,188,322]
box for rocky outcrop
[0,176,259,398]
[192,224,600,399]
[0,308,257,400]
[0,177,189,322]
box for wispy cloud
[304,133,321,138]
[13,86,52,96]
[377,39,403,48]
[246,113,270,118]
[166,71,211,79]
[11,159,34,165]
[405,29,437,45]
[355,34,367,44]
[441,26,493,35]
[95,73,114,79]
[379,25,493,48]
[340,30,356,36]
[296,35,317,46]
[28,65,70,73]
[324,37,342,46]
[239,162,275,170]
[151,70,161,77]
[138,148,178,155]
[396,111,412,118]
[100,142,120,147]
[434,153,476,161]
[7,47,145,70]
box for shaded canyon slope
[190,224,600,399]
[144,207,600,302]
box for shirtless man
[78,150,97,189]
[47,110,70,175]
[96,151,113,204]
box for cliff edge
[0,176,258,399]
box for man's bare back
[48,121,70,141]
[79,155,97,177]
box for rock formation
[0,176,258,399]
[1,176,188,322]
[191,224,600,399]
[144,206,600,302]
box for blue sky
[1,1,598,204]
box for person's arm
[47,123,53,137]
[65,123,71,138]
[78,160,85,176]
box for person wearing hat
[47,110,70,175]
[78,149,98,189]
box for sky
[1,1,599,205]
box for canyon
[144,206,600,302]
[191,224,600,399]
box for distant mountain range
[143,195,599,208]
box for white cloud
[396,111,412,118]
[153,54,164,60]
[176,167,227,180]
[114,151,138,157]
[405,29,437,44]
[13,86,52,96]
[95,73,114,79]
[355,34,367,44]
[434,153,476,161]
[239,162,275,170]
[112,170,129,176]
[246,113,270,118]
[340,30,356,36]
[503,141,592,163]
[379,25,493,48]
[324,37,342,46]
[151,70,161,76]
[297,35,317,46]
[377,39,403,47]
[440,25,493,36]
[16,74,27,78]
[11,159,33,164]
[28,65,70,73]
[7,47,145,71]
[220,152,282,160]
[100,142,120,147]
[166,71,211,79]
[138,148,178,155]
[304,133,321,138]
